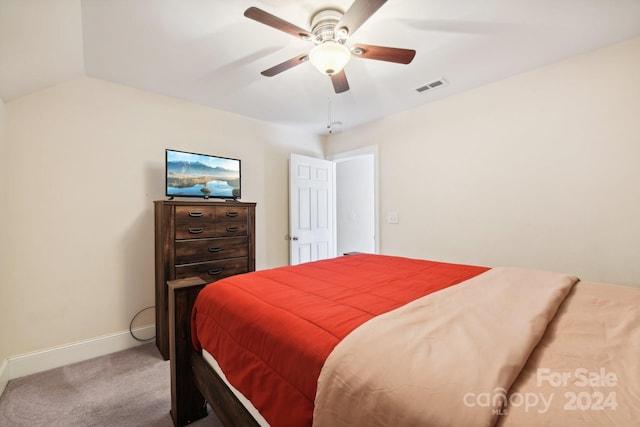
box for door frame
[327,145,380,255]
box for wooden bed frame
[168,277,260,427]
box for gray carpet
[0,343,220,426]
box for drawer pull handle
[226,226,239,232]
[188,211,203,217]
[189,227,204,234]
[208,268,223,276]
[226,211,239,217]
[208,247,222,253]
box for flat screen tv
[165,149,241,199]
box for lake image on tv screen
[167,151,240,198]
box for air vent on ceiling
[416,78,447,93]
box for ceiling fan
[244,0,416,94]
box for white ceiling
[2,0,640,135]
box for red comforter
[191,254,488,426]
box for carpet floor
[0,343,220,426]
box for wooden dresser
[154,200,256,359]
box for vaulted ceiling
[2,0,640,135]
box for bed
[167,253,640,426]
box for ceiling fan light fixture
[309,41,351,76]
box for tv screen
[165,149,241,199]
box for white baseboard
[0,358,8,397]
[7,324,156,380]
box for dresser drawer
[174,257,249,282]
[175,206,248,224]
[174,237,248,265]
[175,221,248,239]
[175,206,248,239]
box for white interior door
[289,154,336,265]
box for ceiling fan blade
[336,0,388,37]
[331,70,350,94]
[261,54,309,77]
[351,44,416,64]
[244,7,314,40]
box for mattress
[201,349,269,426]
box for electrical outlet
[387,211,399,224]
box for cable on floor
[129,306,155,342]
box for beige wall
[326,37,640,287]
[3,77,323,356]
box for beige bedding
[499,281,640,427]
[313,268,639,426]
